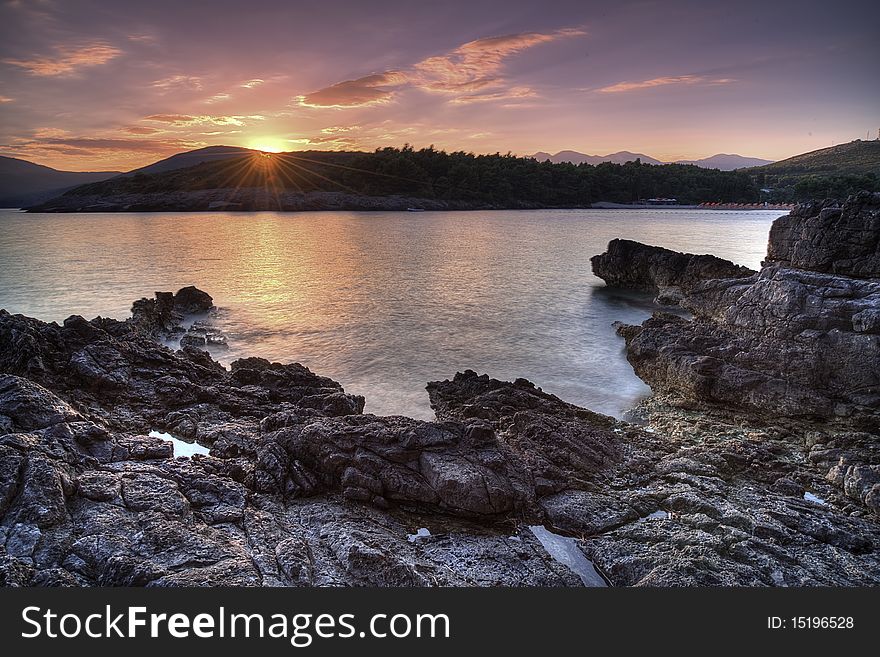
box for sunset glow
[247,138,287,153]
[0,1,878,171]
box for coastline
[1,194,878,587]
[21,189,793,214]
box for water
[528,525,607,587]
[0,208,782,419]
[148,430,210,457]
[803,492,828,506]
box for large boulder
[766,191,880,278]
[591,239,755,305]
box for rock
[766,191,880,278]
[597,196,880,428]
[591,238,755,305]
[179,334,206,349]
[173,286,214,314]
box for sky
[0,0,878,171]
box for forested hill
[747,139,880,202]
[58,146,759,207]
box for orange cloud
[125,126,162,135]
[297,71,408,108]
[144,114,262,127]
[298,27,585,108]
[3,43,121,76]
[597,75,736,93]
[0,96,13,103]
[240,79,264,88]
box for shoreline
[1,193,878,587]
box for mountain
[127,145,256,176]
[532,150,772,169]
[747,139,880,176]
[532,150,663,165]
[0,156,120,207]
[675,154,773,170]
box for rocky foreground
[2,194,880,586]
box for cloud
[8,136,205,156]
[297,71,408,108]
[3,43,122,76]
[241,79,264,88]
[144,114,261,127]
[124,126,161,135]
[414,28,584,93]
[298,27,584,108]
[32,127,69,139]
[0,96,13,103]
[596,75,736,93]
[205,93,232,103]
[151,75,203,91]
[449,86,536,105]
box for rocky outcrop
[766,192,880,278]
[590,239,755,305]
[599,196,880,428]
[127,286,214,338]
[592,194,880,529]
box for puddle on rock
[637,509,669,523]
[149,430,210,458]
[529,526,607,587]
[407,527,431,542]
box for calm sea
[0,208,783,419]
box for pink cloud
[597,75,736,93]
[414,28,584,93]
[297,71,408,108]
[151,75,204,91]
[3,43,122,76]
[298,27,585,108]
[143,114,260,127]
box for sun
[247,137,287,153]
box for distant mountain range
[531,150,773,170]
[0,156,120,207]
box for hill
[127,145,256,176]
[752,140,880,176]
[0,156,120,207]
[29,145,759,211]
[747,140,880,202]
